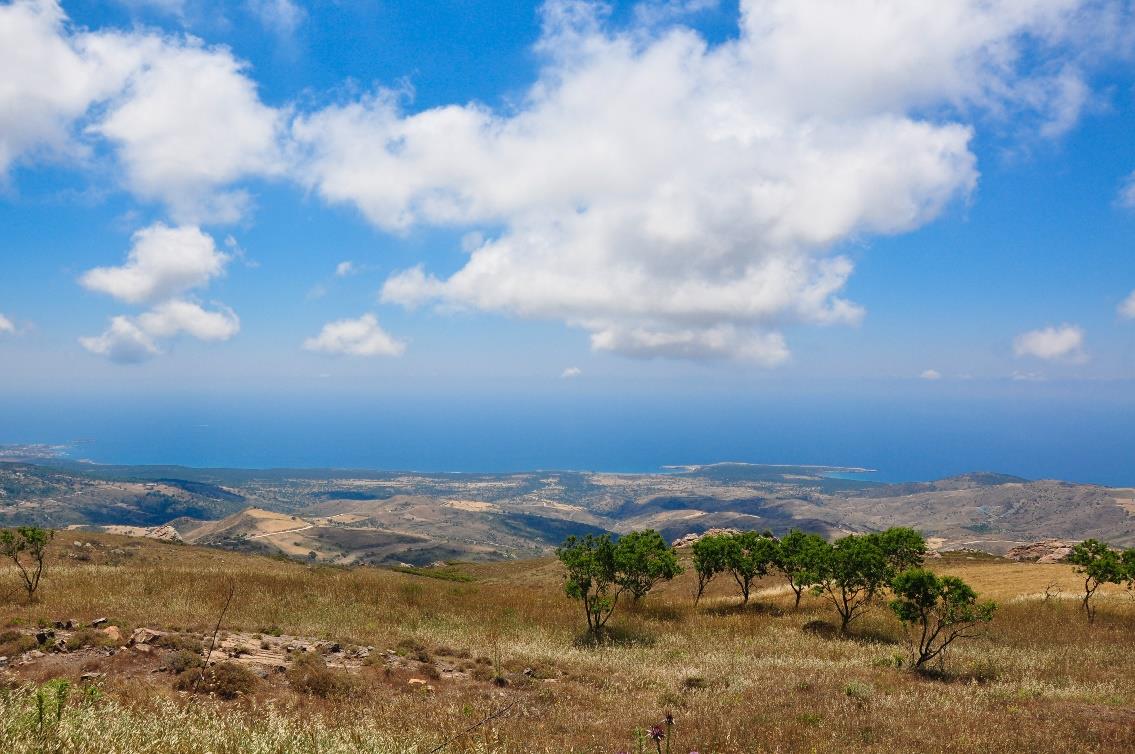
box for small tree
[724,531,778,605]
[0,526,54,603]
[613,529,683,602]
[889,568,996,670]
[1067,539,1126,624]
[774,530,827,609]
[813,533,889,633]
[691,533,730,605]
[1123,549,1135,590]
[875,527,927,572]
[556,534,619,637]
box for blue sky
[1,1,1134,418]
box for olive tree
[724,531,778,605]
[556,534,619,637]
[0,526,54,603]
[613,529,682,603]
[691,533,730,605]
[889,568,996,670]
[773,530,827,609]
[1067,539,1126,624]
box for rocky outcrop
[671,528,743,547]
[1007,540,1074,563]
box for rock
[1007,540,1075,563]
[671,528,743,548]
[79,672,104,683]
[523,667,534,677]
[90,617,108,627]
[101,626,123,643]
[326,642,341,654]
[128,628,165,646]
[408,678,428,686]
[53,619,77,630]
[51,638,68,653]
[35,629,54,644]
[143,525,183,543]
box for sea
[1,385,1133,486]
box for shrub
[557,534,619,637]
[773,530,828,609]
[811,534,887,633]
[691,534,730,605]
[1068,540,1126,623]
[889,568,996,670]
[723,531,778,605]
[164,649,205,674]
[613,529,682,603]
[175,662,258,699]
[286,652,355,697]
[0,526,54,603]
[155,633,204,653]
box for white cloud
[79,316,160,363]
[0,313,14,334]
[136,299,239,340]
[1119,290,1135,319]
[335,261,356,277]
[560,366,582,379]
[1118,173,1135,209]
[920,369,942,380]
[1013,324,1086,362]
[80,223,229,304]
[0,0,131,175]
[80,300,239,363]
[90,35,285,223]
[293,0,1116,361]
[0,1,284,222]
[247,0,305,38]
[303,314,406,357]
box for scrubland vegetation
[0,533,1132,753]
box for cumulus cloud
[292,0,1117,361]
[80,300,239,363]
[920,369,942,380]
[0,1,283,222]
[303,314,406,357]
[0,0,130,175]
[80,223,240,362]
[80,223,229,304]
[561,366,582,379]
[90,36,285,223]
[0,313,14,334]
[335,261,356,277]
[136,299,239,340]
[79,316,160,363]
[1119,290,1135,319]
[1013,324,1086,362]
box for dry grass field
[0,534,1132,753]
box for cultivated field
[0,535,1132,753]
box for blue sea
[1,382,1133,486]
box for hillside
[0,533,1131,753]
[2,461,1133,564]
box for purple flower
[648,724,665,741]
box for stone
[90,618,108,627]
[79,672,104,683]
[128,628,165,646]
[35,629,54,644]
[100,626,123,643]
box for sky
[1,1,1134,478]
